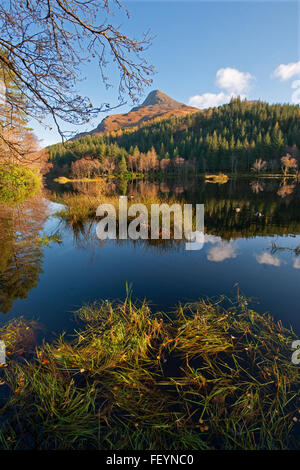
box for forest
[47,98,300,176]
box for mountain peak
[71,90,198,140]
[132,90,187,111]
[142,90,181,107]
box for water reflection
[207,241,238,262]
[277,181,296,199]
[50,176,300,264]
[250,180,265,194]
[51,177,300,284]
[0,197,48,313]
[1,177,300,335]
[294,259,300,269]
[255,252,283,267]
[53,176,300,241]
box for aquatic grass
[2,360,102,449]
[55,192,103,224]
[271,242,300,256]
[55,190,201,246]
[69,297,166,368]
[55,191,188,227]
[0,295,300,449]
[0,317,40,359]
[37,232,62,246]
[167,298,300,449]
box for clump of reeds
[55,192,104,224]
[0,294,300,450]
[55,191,189,233]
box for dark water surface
[0,177,300,339]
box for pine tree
[118,155,127,175]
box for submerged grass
[0,294,300,450]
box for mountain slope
[48,98,300,174]
[73,90,198,139]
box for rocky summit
[72,90,198,139]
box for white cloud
[216,68,254,94]
[189,67,253,109]
[207,243,237,262]
[189,92,231,109]
[255,253,282,267]
[272,61,300,81]
[293,258,300,269]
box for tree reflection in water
[0,196,48,314]
[55,176,300,244]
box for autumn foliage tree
[251,158,267,174]
[71,157,102,179]
[0,63,50,171]
[281,153,298,176]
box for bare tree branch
[0,0,154,151]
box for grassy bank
[0,294,300,450]
[0,165,41,204]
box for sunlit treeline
[47,98,300,175]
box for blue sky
[34,1,300,146]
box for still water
[0,177,300,338]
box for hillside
[48,98,300,174]
[73,90,198,139]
